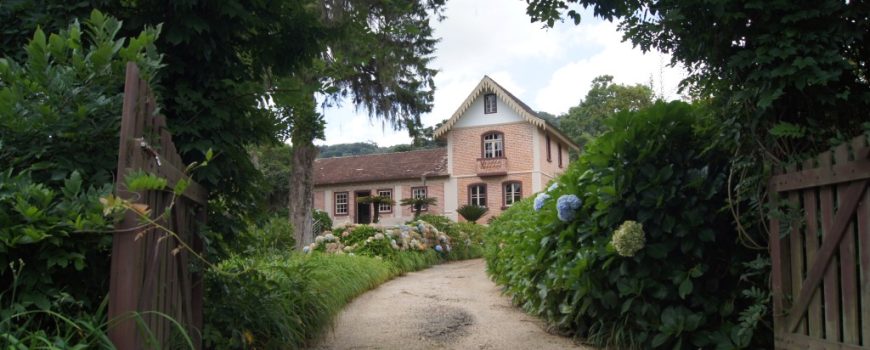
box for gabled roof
[314,148,448,186]
[433,76,580,151]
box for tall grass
[203,251,449,349]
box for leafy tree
[249,143,293,213]
[400,197,438,219]
[1,0,333,252]
[317,142,383,158]
[559,75,654,148]
[525,0,869,164]
[536,111,560,127]
[280,0,445,249]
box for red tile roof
[314,148,449,186]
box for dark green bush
[456,204,488,223]
[486,102,768,349]
[0,11,162,336]
[233,215,295,255]
[312,209,332,233]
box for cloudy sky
[318,0,688,146]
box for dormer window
[484,93,497,114]
[482,132,504,158]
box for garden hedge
[485,102,770,349]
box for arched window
[503,181,522,207]
[482,132,504,158]
[468,184,487,207]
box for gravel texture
[311,259,590,350]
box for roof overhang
[433,76,580,152]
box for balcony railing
[476,157,508,177]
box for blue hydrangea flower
[556,194,582,222]
[534,193,550,211]
[547,182,559,192]
[302,246,311,253]
[435,244,443,252]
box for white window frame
[377,189,392,213]
[469,184,487,207]
[484,93,497,114]
[335,192,349,215]
[504,182,522,207]
[412,186,428,211]
[483,133,504,158]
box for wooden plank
[109,62,144,350]
[770,165,791,334]
[770,155,870,192]
[820,151,841,342]
[786,163,807,334]
[834,144,860,345]
[776,332,868,350]
[801,159,824,339]
[854,137,870,346]
[787,179,867,334]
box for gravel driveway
[311,259,590,350]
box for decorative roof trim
[433,76,580,151]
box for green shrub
[456,204,488,223]
[414,214,453,232]
[204,248,449,349]
[340,224,379,246]
[485,102,767,349]
[0,10,162,335]
[312,209,332,233]
[234,215,295,255]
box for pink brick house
[313,76,579,224]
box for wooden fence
[108,62,207,349]
[769,135,869,349]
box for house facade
[313,76,579,225]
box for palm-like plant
[400,197,438,219]
[456,204,488,224]
[357,195,395,224]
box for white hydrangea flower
[612,220,645,257]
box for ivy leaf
[678,278,693,299]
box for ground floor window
[377,189,392,213]
[469,184,487,207]
[411,186,428,211]
[503,181,522,207]
[335,192,348,215]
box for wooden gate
[108,62,207,349]
[769,135,870,349]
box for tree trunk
[288,90,321,251]
[289,140,317,250]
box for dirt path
[311,259,590,350]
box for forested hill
[316,141,443,158]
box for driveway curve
[311,259,590,350]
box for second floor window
[377,189,392,213]
[484,93,497,114]
[469,184,487,207]
[483,132,504,158]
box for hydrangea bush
[303,221,451,258]
[485,102,767,349]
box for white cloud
[318,0,689,146]
[534,21,687,115]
